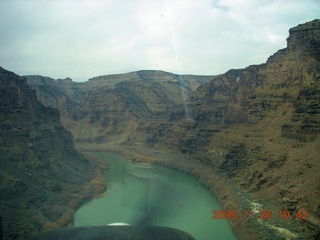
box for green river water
[73,152,238,240]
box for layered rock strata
[0,67,106,240]
[26,71,213,148]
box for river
[73,152,238,240]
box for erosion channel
[73,152,238,240]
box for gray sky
[0,0,319,82]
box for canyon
[27,19,320,239]
[0,19,319,239]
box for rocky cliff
[26,70,213,148]
[188,19,320,239]
[26,19,320,239]
[0,67,106,240]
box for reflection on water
[121,168,150,212]
[73,152,238,240]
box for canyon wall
[26,70,213,148]
[0,67,106,239]
[26,19,320,239]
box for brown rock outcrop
[0,67,105,240]
[27,70,213,148]
[189,19,320,239]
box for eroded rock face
[27,70,213,147]
[26,20,320,239]
[0,67,101,240]
[190,19,320,239]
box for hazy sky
[0,0,319,82]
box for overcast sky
[0,0,319,82]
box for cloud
[0,0,319,81]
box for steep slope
[190,19,320,239]
[0,67,106,240]
[26,70,213,148]
[26,19,320,239]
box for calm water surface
[73,152,238,240]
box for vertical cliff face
[0,67,104,240]
[187,19,320,239]
[193,19,320,127]
[189,19,320,145]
